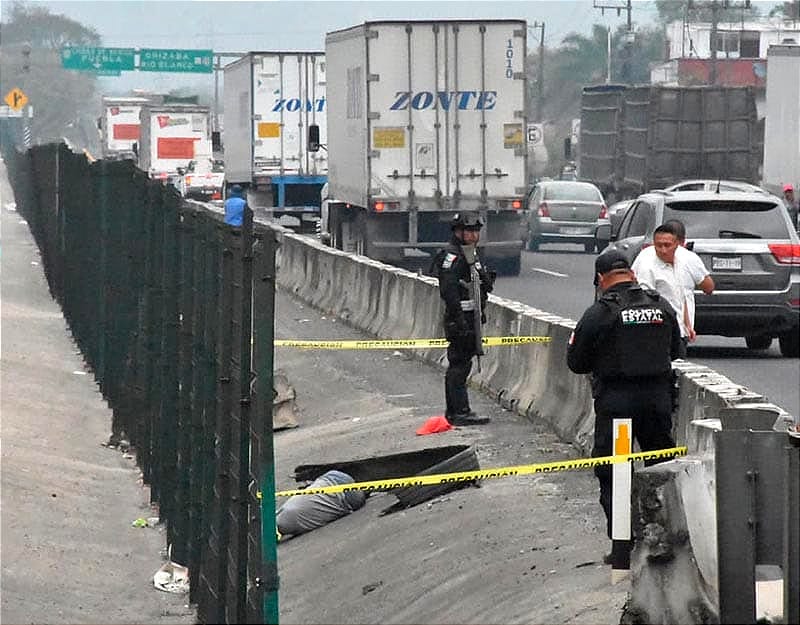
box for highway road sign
[4,88,28,111]
[61,47,135,72]
[139,48,213,73]
[0,105,24,118]
[527,123,544,146]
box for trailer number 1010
[505,39,514,79]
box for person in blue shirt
[224,184,246,226]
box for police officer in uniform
[567,250,681,543]
[437,212,495,426]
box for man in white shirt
[632,220,714,357]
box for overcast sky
[20,0,783,93]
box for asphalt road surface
[492,243,800,420]
[273,290,629,624]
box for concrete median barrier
[274,231,599,452]
[273,229,800,624]
[626,369,795,624]
[274,230,795,456]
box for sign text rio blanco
[139,49,213,73]
[61,47,212,74]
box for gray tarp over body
[276,470,366,536]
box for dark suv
[597,191,800,357]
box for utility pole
[529,22,545,122]
[689,1,753,86]
[593,0,635,83]
[710,0,720,85]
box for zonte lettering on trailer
[389,91,498,111]
[271,98,326,112]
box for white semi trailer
[99,96,154,160]
[762,43,800,200]
[321,20,528,275]
[223,52,327,230]
[137,103,213,183]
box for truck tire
[329,206,343,250]
[355,211,371,257]
[778,327,799,358]
[745,335,772,351]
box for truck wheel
[355,212,371,257]
[329,207,342,250]
[778,327,799,358]
[584,241,596,254]
[745,335,772,351]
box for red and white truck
[99,95,154,160]
[137,103,213,182]
[177,157,226,202]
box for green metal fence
[1,138,280,624]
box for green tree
[530,23,666,177]
[0,2,101,150]
[769,1,800,18]
[1,1,100,48]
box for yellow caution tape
[258,447,687,499]
[275,335,552,350]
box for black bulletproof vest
[593,286,673,379]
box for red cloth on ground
[416,415,453,435]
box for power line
[593,0,635,82]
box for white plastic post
[611,417,632,583]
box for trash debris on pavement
[153,561,190,594]
[272,369,300,430]
[131,518,148,528]
[416,415,453,435]
[362,581,383,595]
[276,470,366,538]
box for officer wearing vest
[437,212,495,426]
[567,249,681,543]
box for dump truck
[762,43,800,198]
[137,103,212,183]
[222,51,327,231]
[99,95,154,160]
[320,20,529,275]
[578,84,761,202]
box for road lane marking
[531,267,569,278]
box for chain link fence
[1,135,280,624]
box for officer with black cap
[567,249,681,545]
[436,212,495,426]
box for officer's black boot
[447,411,490,426]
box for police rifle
[461,244,485,371]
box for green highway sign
[139,48,213,73]
[61,46,135,72]
[91,69,122,77]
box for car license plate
[560,226,590,235]
[712,256,742,271]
